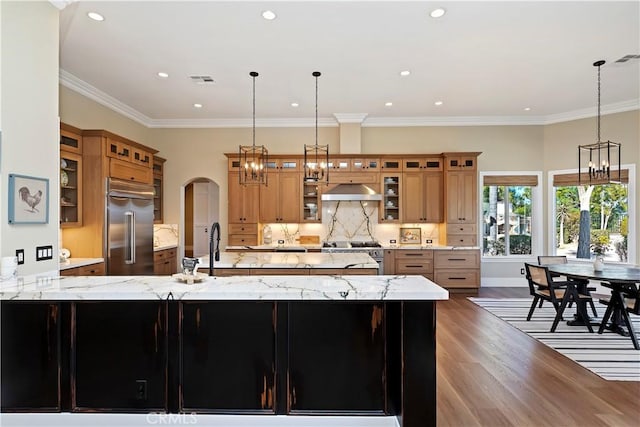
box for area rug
[469,297,640,381]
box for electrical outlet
[425,239,433,244]
[15,249,24,265]
[520,268,525,275]
[35,245,53,261]
[135,379,147,400]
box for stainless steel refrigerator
[105,178,154,275]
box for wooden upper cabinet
[153,156,165,224]
[106,139,132,162]
[351,158,380,171]
[380,158,403,172]
[60,150,83,227]
[402,157,443,171]
[260,172,301,223]
[444,154,478,171]
[265,158,301,172]
[60,123,83,154]
[446,171,476,224]
[60,123,84,228]
[131,146,153,168]
[228,172,260,223]
[327,158,351,172]
[402,171,443,223]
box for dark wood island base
[1,274,447,427]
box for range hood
[321,184,382,201]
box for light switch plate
[15,249,24,265]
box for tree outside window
[482,185,532,256]
[554,183,628,262]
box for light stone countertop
[59,258,104,271]
[154,244,178,252]
[196,252,379,269]
[0,274,449,301]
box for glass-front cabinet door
[380,174,400,222]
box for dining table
[546,263,640,349]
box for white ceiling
[58,1,640,127]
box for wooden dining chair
[524,263,567,322]
[537,255,598,317]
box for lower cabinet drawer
[447,224,477,235]
[446,234,477,246]
[434,270,479,288]
[154,248,176,262]
[228,223,258,235]
[434,250,479,268]
[395,259,433,275]
[78,262,105,276]
[229,234,258,246]
[61,262,105,276]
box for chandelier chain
[315,73,318,148]
[252,72,256,148]
[597,62,601,142]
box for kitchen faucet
[209,222,221,276]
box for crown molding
[60,70,153,127]
[362,115,546,127]
[60,70,639,129]
[541,99,640,125]
[333,113,369,124]
[147,118,339,129]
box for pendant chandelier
[578,60,621,184]
[303,71,329,184]
[239,71,268,185]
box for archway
[180,178,220,262]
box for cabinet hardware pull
[448,258,466,261]
[449,277,466,280]
[407,265,423,268]
[406,253,423,257]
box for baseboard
[481,277,528,287]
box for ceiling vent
[614,54,640,63]
[189,75,215,85]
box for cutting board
[299,235,320,245]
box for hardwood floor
[437,287,640,426]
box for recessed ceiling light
[157,72,169,78]
[87,12,104,21]
[262,10,276,20]
[434,101,443,106]
[524,107,531,111]
[193,103,203,108]
[385,102,393,107]
[430,8,446,18]
[291,102,299,107]
[400,70,411,77]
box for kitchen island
[1,274,447,427]
[197,251,380,275]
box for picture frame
[8,174,49,224]
[400,227,421,244]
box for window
[551,167,633,264]
[481,173,541,258]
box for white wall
[0,1,59,275]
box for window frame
[479,171,543,262]
[547,164,636,265]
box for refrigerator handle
[125,211,136,264]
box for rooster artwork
[18,187,43,213]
